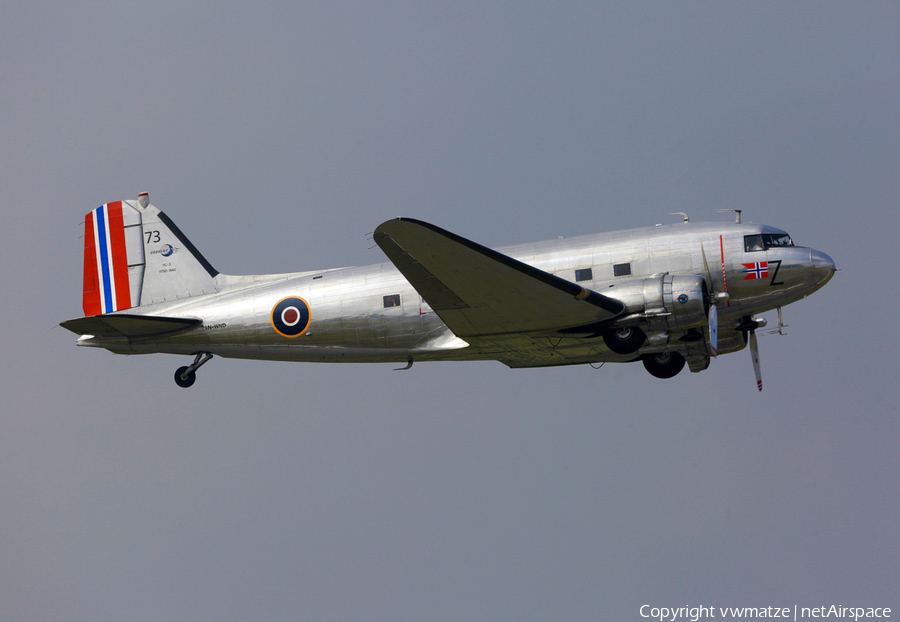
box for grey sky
[1,3,898,620]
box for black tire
[642,351,686,379]
[603,326,646,354]
[174,366,196,388]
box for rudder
[81,193,218,315]
[83,201,145,315]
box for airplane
[60,193,835,390]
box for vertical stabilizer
[134,197,218,306]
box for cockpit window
[744,233,794,252]
[763,233,793,247]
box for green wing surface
[374,218,624,337]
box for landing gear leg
[175,352,213,388]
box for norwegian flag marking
[742,261,769,280]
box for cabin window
[575,268,593,282]
[613,263,631,277]
[744,234,765,252]
[383,294,401,308]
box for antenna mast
[717,209,742,224]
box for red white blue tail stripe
[83,202,132,316]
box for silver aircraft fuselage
[75,219,834,371]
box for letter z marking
[769,259,784,286]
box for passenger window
[383,294,401,308]
[575,268,593,282]
[613,263,631,277]
[744,235,764,252]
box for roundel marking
[271,296,311,337]
[677,294,689,304]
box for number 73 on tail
[61,194,835,390]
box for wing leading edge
[374,218,624,337]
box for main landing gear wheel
[642,351,686,379]
[603,326,646,354]
[174,352,213,388]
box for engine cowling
[605,274,708,330]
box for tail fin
[82,193,218,315]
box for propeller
[699,240,725,358]
[737,316,767,391]
[749,330,762,391]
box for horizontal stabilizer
[60,314,201,338]
[374,218,624,337]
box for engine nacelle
[606,274,708,330]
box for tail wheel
[172,352,213,388]
[603,326,646,354]
[174,366,196,388]
[642,351,686,379]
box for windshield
[744,233,794,252]
[763,233,793,247]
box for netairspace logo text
[639,605,891,622]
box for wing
[374,218,624,337]
[60,314,200,338]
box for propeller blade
[749,330,762,391]
[699,239,714,291]
[709,304,718,357]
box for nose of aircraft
[810,249,835,270]
[808,248,836,288]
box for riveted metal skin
[65,206,835,375]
